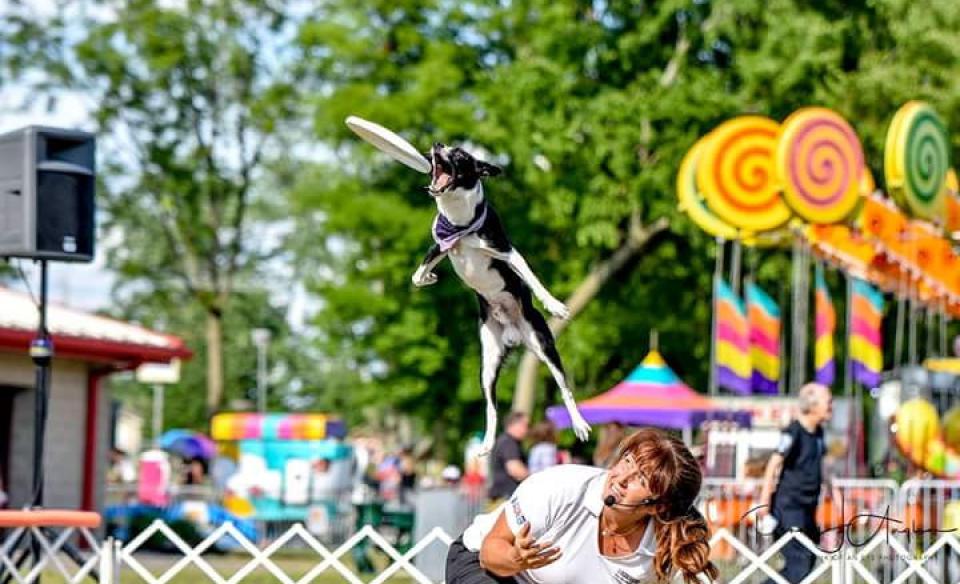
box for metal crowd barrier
[700,477,899,581]
[894,478,960,583]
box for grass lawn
[39,549,424,583]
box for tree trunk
[512,216,669,414]
[432,416,448,462]
[510,12,693,416]
[205,309,225,414]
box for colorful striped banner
[746,283,780,395]
[715,278,751,394]
[814,264,836,386]
[849,278,884,387]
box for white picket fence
[3,519,960,583]
[9,478,960,583]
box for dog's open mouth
[430,151,454,194]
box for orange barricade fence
[0,509,110,584]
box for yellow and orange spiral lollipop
[697,116,791,232]
[776,108,866,224]
[677,134,739,240]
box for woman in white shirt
[446,428,718,584]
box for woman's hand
[510,523,562,570]
[480,511,562,576]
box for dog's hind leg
[520,307,592,442]
[478,317,507,457]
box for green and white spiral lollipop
[885,102,951,220]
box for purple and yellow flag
[715,278,751,394]
[746,283,780,395]
[849,278,884,387]
[814,264,836,386]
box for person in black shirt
[758,382,836,584]
[488,412,530,504]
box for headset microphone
[604,495,657,508]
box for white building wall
[0,352,109,511]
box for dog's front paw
[544,297,570,320]
[571,416,592,442]
[412,270,438,287]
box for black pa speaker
[0,126,96,262]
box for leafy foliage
[66,0,303,413]
[288,0,960,457]
[8,0,960,455]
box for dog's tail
[490,302,523,347]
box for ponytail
[614,429,718,583]
[653,507,719,584]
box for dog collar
[432,202,488,252]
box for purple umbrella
[159,429,217,460]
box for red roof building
[0,286,191,513]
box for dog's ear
[477,160,502,177]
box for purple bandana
[432,202,487,252]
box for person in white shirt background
[445,428,718,584]
[526,421,559,474]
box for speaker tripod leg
[39,527,100,582]
[0,531,31,584]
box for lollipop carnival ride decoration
[776,108,866,225]
[697,116,792,233]
[884,102,950,220]
[678,101,960,478]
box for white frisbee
[345,115,432,174]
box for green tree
[287,0,740,454]
[68,0,301,413]
[0,2,72,281]
[110,287,302,436]
[289,0,960,458]
[0,2,68,89]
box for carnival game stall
[872,362,960,480]
[211,412,353,540]
[104,442,258,551]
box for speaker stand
[0,260,101,583]
[30,259,51,509]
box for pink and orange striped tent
[547,350,751,430]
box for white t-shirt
[462,464,659,584]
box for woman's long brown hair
[615,428,719,584]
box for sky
[0,0,318,325]
[0,89,318,328]
[1,0,114,311]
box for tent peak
[641,350,666,367]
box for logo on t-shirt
[613,569,642,584]
[510,495,527,526]
[776,432,794,455]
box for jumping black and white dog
[412,143,591,455]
